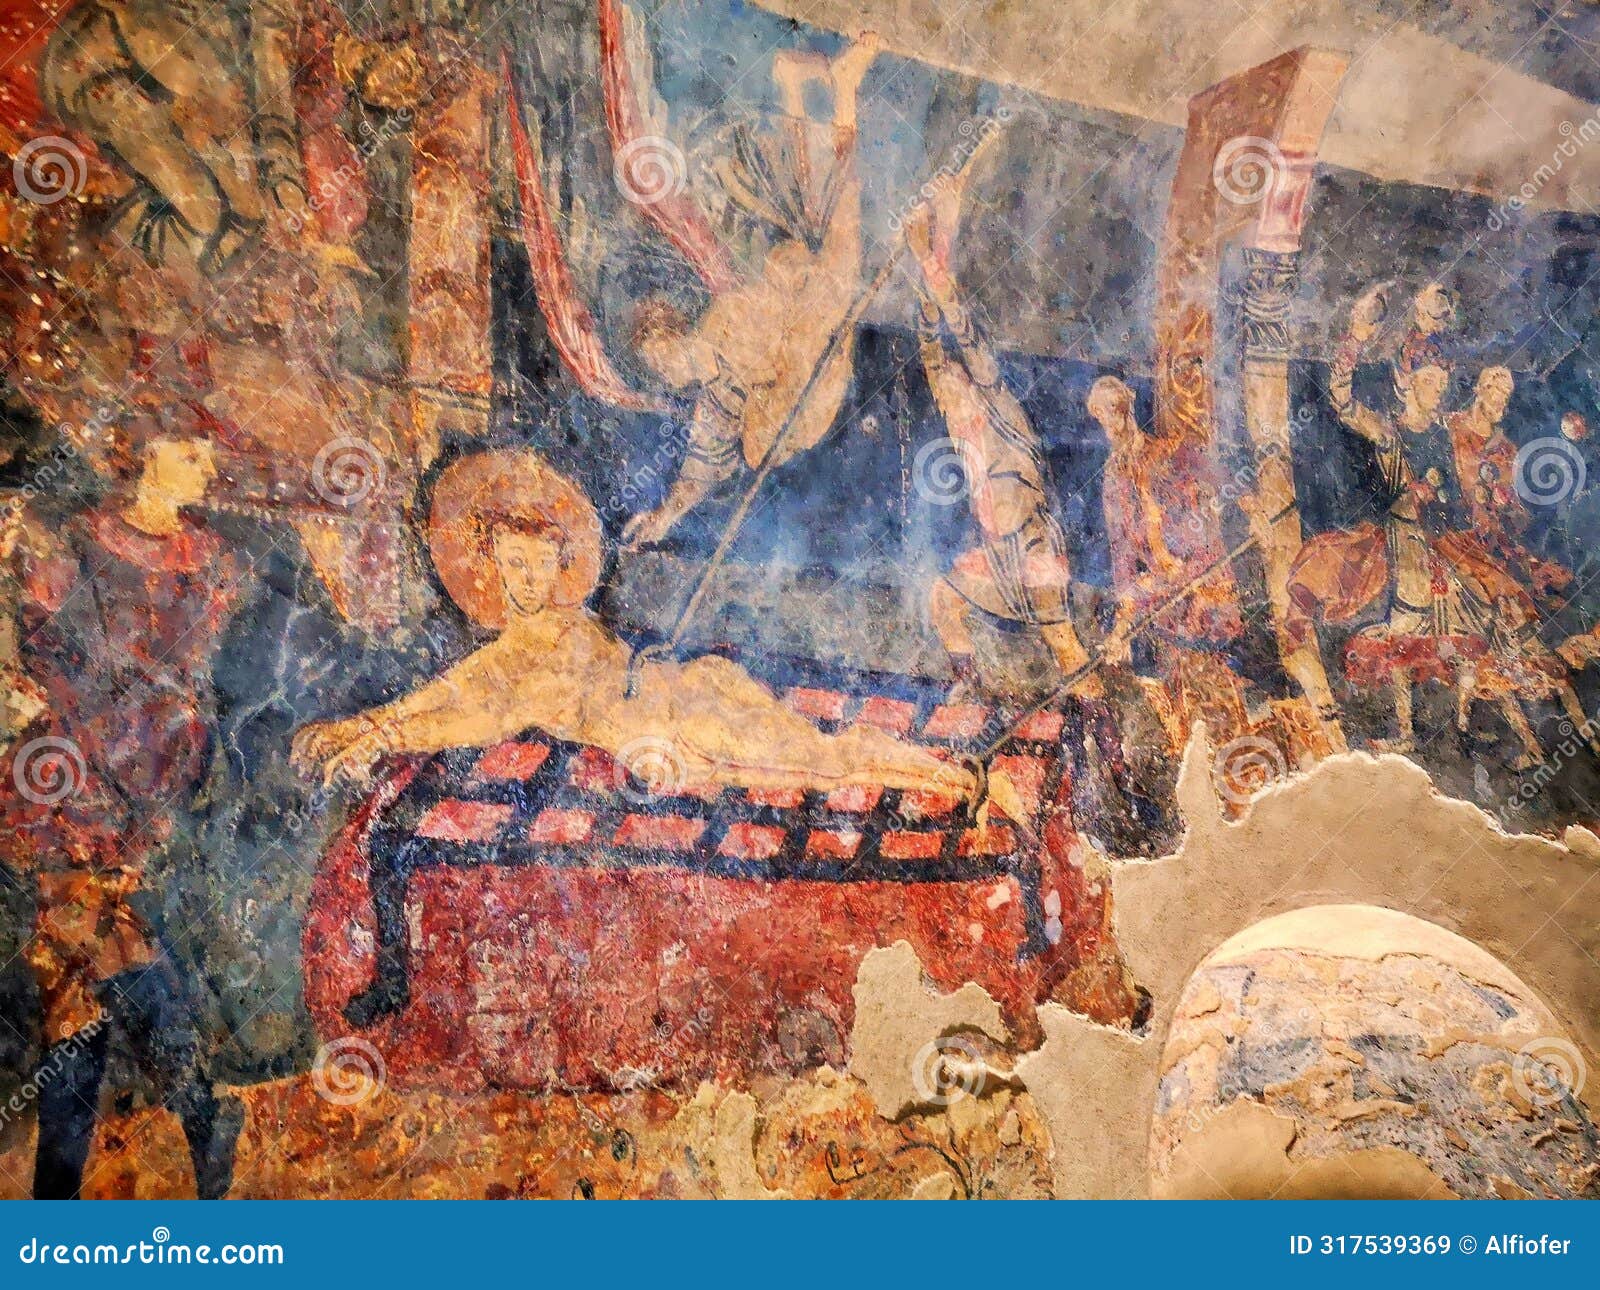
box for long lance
[632,246,905,683]
[975,503,1294,761]
[626,129,1006,693]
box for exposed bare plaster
[688,1087,795,1199]
[1158,1101,1461,1199]
[848,940,1011,1119]
[750,0,1600,209]
[1150,915,1597,1198]
[835,725,1600,1196]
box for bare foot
[984,765,1030,826]
[829,31,882,100]
[772,47,830,108]
[974,764,1038,850]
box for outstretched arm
[622,395,742,549]
[1330,285,1391,444]
[293,646,536,786]
[907,208,1002,390]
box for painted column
[1237,146,1347,751]
[1152,47,1350,752]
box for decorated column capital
[1250,148,1319,253]
[1240,246,1301,366]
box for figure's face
[145,438,215,510]
[1415,285,1454,333]
[1478,371,1513,422]
[1409,366,1450,418]
[638,327,699,390]
[1087,384,1132,433]
[493,528,563,618]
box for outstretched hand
[317,732,387,790]
[292,718,387,790]
[291,720,348,771]
[621,506,675,552]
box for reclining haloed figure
[294,451,1027,1024]
[619,34,881,549]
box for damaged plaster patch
[849,941,1011,1119]
[681,1086,794,1199]
[964,726,1599,1196]
[1151,920,1599,1198]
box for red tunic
[1,505,242,1036]
[1447,412,1570,596]
[1101,435,1243,646]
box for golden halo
[426,449,603,630]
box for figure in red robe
[1,430,247,1198]
[1086,375,1249,744]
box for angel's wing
[598,0,741,293]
